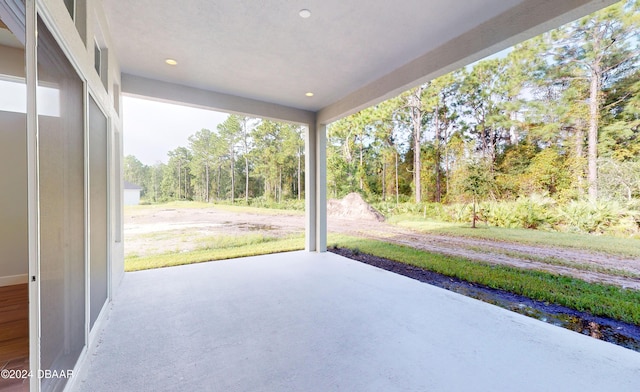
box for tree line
[328,0,640,206]
[126,1,640,208]
[124,116,304,204]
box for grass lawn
[387,215,640,258]
[125,235,305,271]
[328,234,640,325]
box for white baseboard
[0,274,28,287]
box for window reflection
[0,76,60,116]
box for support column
[305,121,327,252]
[315,123,327,252]
[304,123,317,251]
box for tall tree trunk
[242,117,251,204]
[152,170,156,201]
[574,124,585,197]
[434,102,441,203]
[230,148,235,203]
[587,66,601,202]
[472,195,477,229]
[177,161,181,199]
[217,166,222,201]
[205,164,210,203]
[395,151,399,206]
[413,113,421,203]
[445,137,450,198]
[184,167,188,199]
[408,87,424,203]
[382,160,386,201]
[297,149,301,200]
[245,156,249,203]
[278,167,282,203]
[359,131,364,190]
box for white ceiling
[103,0,616,121]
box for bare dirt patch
[125,206,304,257]
[327,192,385,222]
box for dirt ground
[125,204,640,290]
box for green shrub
[373,195,639,237]
[442,203,474,223]
[557,201,623,234]
[479,195,555,229]
[482,202,515,227]
[511,195,556,229]
[625,200,640,231]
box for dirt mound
[327,192,385,222]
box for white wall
[123,189,140,206]
[0,112,28,285]
[0,44,28,286]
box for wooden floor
[0,284,28,392]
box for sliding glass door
[37,15,85,392]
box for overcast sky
[122,96,228,165]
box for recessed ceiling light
[299,9,311,18]
[305,92,314,97]
[165,58,178,66]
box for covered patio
[3,1,635,391]
[73,252,640,391]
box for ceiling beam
[317,0,617,124]
[122,73,317,125]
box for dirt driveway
[125,205,640,289]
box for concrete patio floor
[74,251,640,392]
